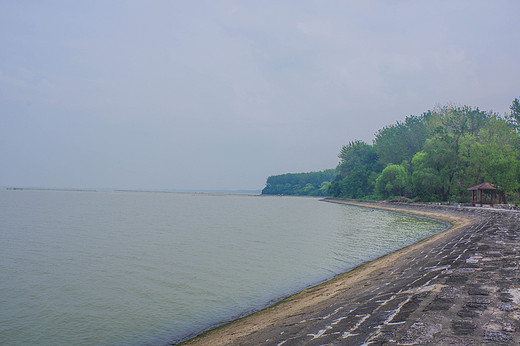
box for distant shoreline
[1,187,262,195]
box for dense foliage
[329,98,520,203]
[262,169,336,196]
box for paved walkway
[184,202,520,345]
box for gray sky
[1,1,519,191]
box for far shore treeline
[261,169,336,196]
[262,97,520,204]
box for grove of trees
[262,169,336,196]
[329,98,520,203]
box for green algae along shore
[182,200,520,345]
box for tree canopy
[262,98,520,204]
[328,141,381,199]
[329,100,520,203]
[262,169,336,196]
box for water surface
[0,190,445,345]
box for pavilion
[467,182,499,207]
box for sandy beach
[181,200,520,345]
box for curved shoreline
[181,201,497,345]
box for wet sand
[181,200,520,345]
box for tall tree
[411,136,458,201]
[427,106,491,192]
[460,117,520,199]
[373,114,429,165]
[329,141,381,198]
[507,97,520,131]
[375,163,408,198]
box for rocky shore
[182,200,520,345]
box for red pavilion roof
[467,182,497,191]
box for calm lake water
[0,190,446,345]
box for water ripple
[0,191,444,345]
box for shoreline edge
[179,200,475,345]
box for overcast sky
[1,1,519,191]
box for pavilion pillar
[468,183,498,207]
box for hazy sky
[1,1,519,191]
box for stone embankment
[184,201,520,345]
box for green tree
[270,102,520,203]
[373,114,429,165]
[319,181,331,195]
[375,164,408,198]
[302,183,315,195]
[426,106,492,195]
[262,169,336,196]
[411,152,436,200]
[329,141,381,198]
[410,137,458,201]
[506,97,520,131]
[427,105,489,138]
[460,117,520,201]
